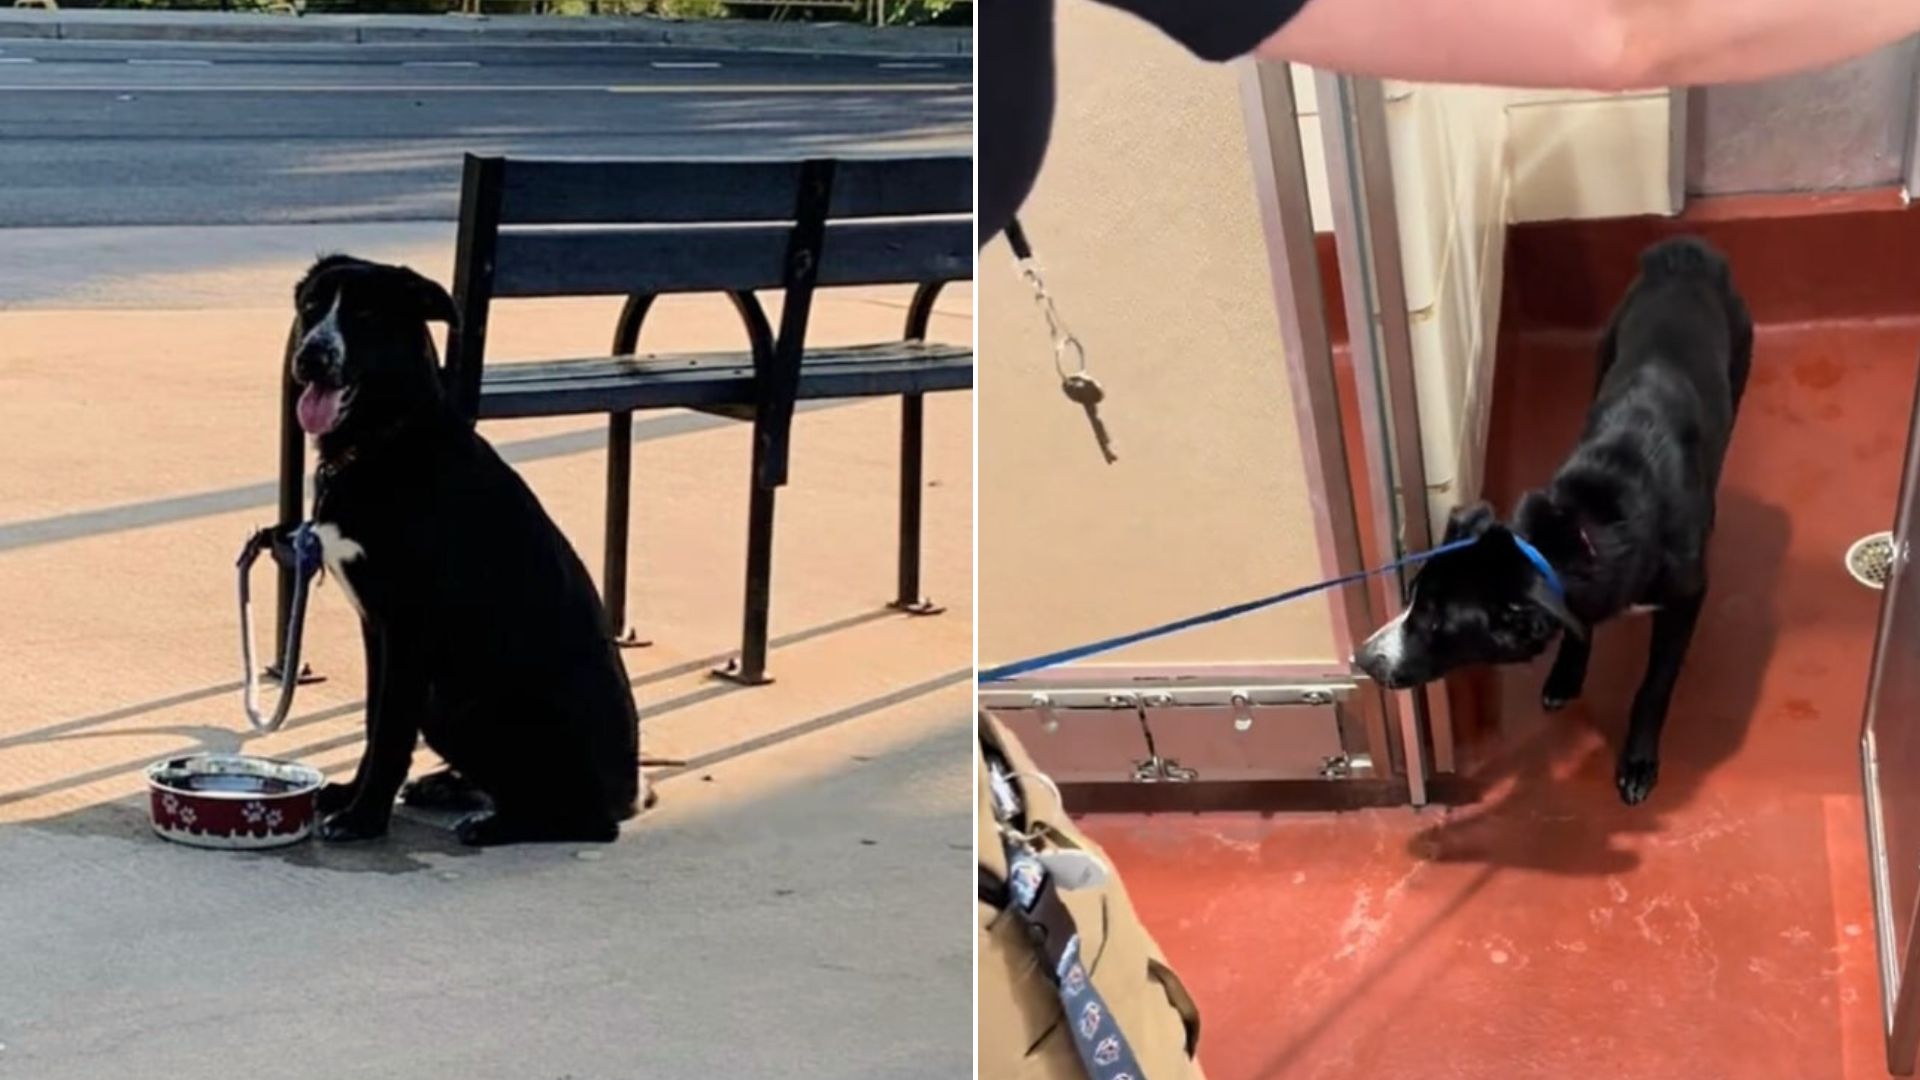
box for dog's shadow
[1416,490,1792,876]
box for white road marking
[403,60,480,68]
[607,82,965,94]
[651,61,720,69]
[127,59,214,67]
[0,81,963,94]
[0,58,37,65]
[878,61,942,69]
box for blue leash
[977,537,1483,684]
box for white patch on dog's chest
[311,522,368,619]
[1628,604,1662,617]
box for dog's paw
[315,781,359,815]
[1615,755,1660,806]
[455,810,618,847]
[455,811,512,847]
[400,769,487,812]
[318,807,390,843]
[1541,676,1583,713]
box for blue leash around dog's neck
[977,536,1494,684]
[1510,533,1567,601]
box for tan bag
[977,713,1207,1080]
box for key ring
[1015,254,1090,383]
[1005,217,1091,384]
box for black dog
[1353,236,1751,805]
[289,254,644,845]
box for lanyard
[983,732,1151,1080]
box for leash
[237,522,324,733]
[1510,532,1567,600]
[977,537,1478,684]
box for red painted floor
[1079,319,1920,1079]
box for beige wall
[977,1,1337,670]
[1503,88,1673,223]
[1297,81,1675,229]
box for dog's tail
[1639,235,1731,286]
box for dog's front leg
[316,622,387,816]
[1542,634,1591,712]
[1616,593,1704,806]
[320,622,425,842]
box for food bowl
[146,754,325,850]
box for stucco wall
[977,0,1337,670]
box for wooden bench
[276,152,972,685]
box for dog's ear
[1443,502,1499,543]
[1514,490,1584,555]
[1526,574,1587,641]
[393,266,458,327]
[296,253,364,301]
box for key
[1061,373,1118,464]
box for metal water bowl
[146,754,324,850]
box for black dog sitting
[1353,236,1752,806]
[288,254,645,845]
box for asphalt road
[0,37,971,227]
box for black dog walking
[1354,236,1753,806]
[288,254,644,846]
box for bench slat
[494,155,973,226]
[490,218,972,298]
[474,341,973,419]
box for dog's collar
[1511,533,1568,601]
[314,416,411,483]
[316,445,357,476]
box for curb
[0,11,973,57]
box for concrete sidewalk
[0,7,973,55]
[0,226,974,1076]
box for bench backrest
[445,152,972,414]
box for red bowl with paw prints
[146,754,325,850]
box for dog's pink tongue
[296,385,343,435]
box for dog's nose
[292,345,333,385]
[1352,648,1382,682]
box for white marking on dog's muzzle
[300,292,346,377]
[1359,608,1410,671]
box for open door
[1862,375,1920,1076]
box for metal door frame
[1862,376,1920,1076]
[1312,72,1449,800]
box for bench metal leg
[890,393,942,616]
[714,470,778,687]
[602,410,650,649]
